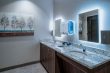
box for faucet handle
[83,47,86,53]
[83,48,86,52]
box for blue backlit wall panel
[68,20,75,35]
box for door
[87,15,99,42]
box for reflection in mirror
[79,9,99,42]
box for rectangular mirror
[79,9,99,42]
[54,19,61,37]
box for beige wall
[0,0,53,68]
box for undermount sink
[55,45,108,65]
[67,50,107,64]
[68,50,87,58]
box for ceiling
[54,0,84,3]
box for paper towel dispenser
[54,19,61,37]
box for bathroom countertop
[40,41,110,69]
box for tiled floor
[1,63,47,73]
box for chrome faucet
[80,44,86,53]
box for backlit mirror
[54,19,61,37]
[79,9,99,42]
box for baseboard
[0,61,40,72]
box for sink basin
[68,50,87,58]
[68,50,107,64]
[55,45,108,65]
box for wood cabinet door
[40,44,48,71]
[48,48,55,73]
[40,43,45,64]
[56,53,88,73]
[40,43,55,73]
[62,58,87,73]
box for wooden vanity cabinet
[56,52,90,73]
[40,43,55,73]
[40,43,110,73]
[56,52,110,73]
[40,43,88,73]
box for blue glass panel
[68,20,75,35]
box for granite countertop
[40,41,110,69]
